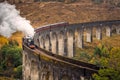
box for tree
[0,40,22,78]
[93,47,120,80]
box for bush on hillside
[93,48,120,80]
[0,40,22,79]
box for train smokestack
[0,1,34,38]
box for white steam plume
[0,2,34,38]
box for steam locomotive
[23,22,69,49]
[23,36,35,49]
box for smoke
[0,2,34,38]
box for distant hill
[16,1,120,27]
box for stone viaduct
[23,20,120,80]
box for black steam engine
[23,36,35,49]
[23,22,69,49]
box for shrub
[77,52,91,62]
[93,44,109,58]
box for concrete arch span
[58,31,65,56]
[40,36,45,49]
[45,34,51,51]
[40,63,53,80]
[23,53,31,80]
[30,60,39,80]
[51,32,58,54]
[76,27,84,49]
[67,29,75,57]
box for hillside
[17,1,120,27]
[0,1,120,46]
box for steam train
[23,22,69,49]
[23,36,35,49]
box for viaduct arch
[23,20,120,80]
[34,20,120,58]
